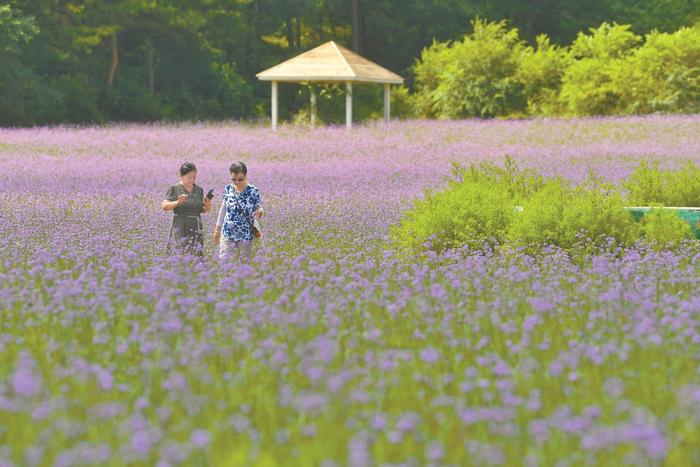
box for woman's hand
[213,228,221,245]
[253,208,264,219]
[202,197,212,212]
[177,194,188,205]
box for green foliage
[641,209,693,249]
[560,177,639,247]
[391,173,512,253]
[3,0,700,125]
[516,35,571,115]
[507,174,639,250]
[52,74,103,124]
[101,77,163,122]
[291,82,412,125]
[614,26,700,114]
[392,158,542,252]
[412,19,527,118]
[559,23,641,115]
[624,161,700,206]
[388,85,416,119]
[0,4,37,52]
[410,20,700,119]
[393,159,697,254]
[569,22,641,60]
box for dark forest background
[1,0,699,126]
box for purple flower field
[1,116,700,465]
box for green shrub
[391,172,513,253]
[412,19,527,119]
[559,23,641,116]
[506,178,570,247]
[411,40,452,118]
[389,86,417,120]
[516,35,572,115]
[393,159,698,255]
[641,209,693,249]
[507,175,639,250]
[391,158,540,252]
[559,177,639,247]
[614,26,700,114]
[624,161,700,206]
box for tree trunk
[244,2,253,74]
[107,32,118,87]
[351,0,361,52]
[295,13,302,50]
[317,9,325,42]
[243,0,260,75]
[286,2,295,50]
[147,37,155,95]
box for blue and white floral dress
[220,184,262,242]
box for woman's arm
[253,190,264,219]
[162,195,187,211]
[212,200,226,244]
[215,201,226,228]
[163,186,186,211]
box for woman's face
[231,171,246,190]
[181,170,196,186]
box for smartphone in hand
[206,189,214,200]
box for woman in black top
[162,162,212,255]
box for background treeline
[410,20,700,119]
[1,0,699,126]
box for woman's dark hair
[229,161,247,175]
[180,162,197,176]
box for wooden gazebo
[256,41,404,129]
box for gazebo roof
[256,41,403,84]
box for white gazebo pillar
[384,83,390,123]
[346,81,353,129]
[310,87,317,127]
[271,81,279,130]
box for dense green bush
[516,35,571,115]
[393,159,698,254]
[409,20,700,118]
[559,23,641,116]
[624,161,700,206]
[614,26,700,114]
[641,209,694,249]
[392,159,541,252]
[412,19,527,119]
[504,175,639,250]
[391,168,514,252]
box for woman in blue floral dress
[213,162,264,261]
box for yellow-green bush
[408,20,700,118]
[641,209,694,249]
[391,159,541,252]
[614,26,700,114]
[516,35,571,115]
[559,23,641,116]
[624,161,700,206]
[393,160,697,254]
[412,19,527,119]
